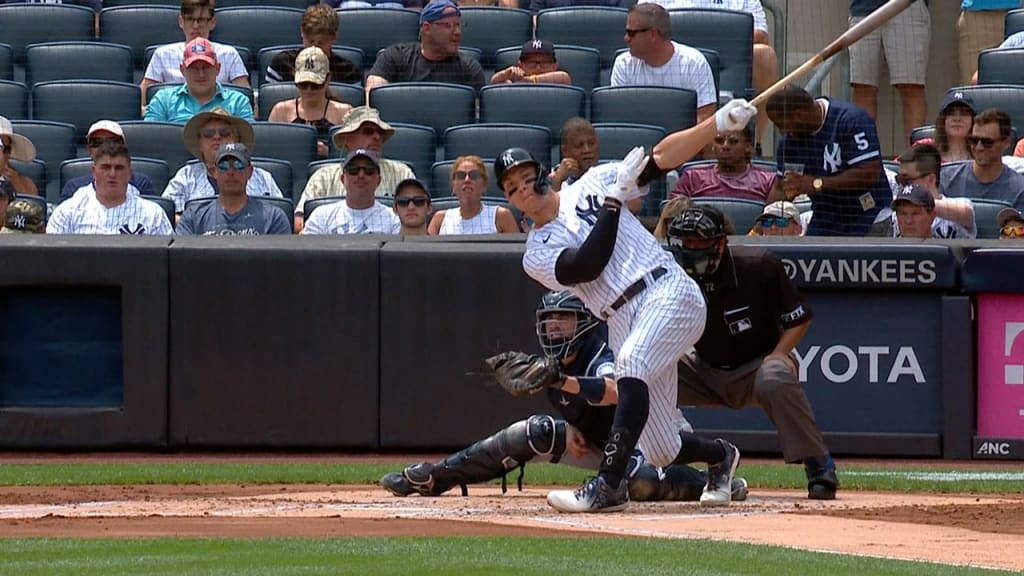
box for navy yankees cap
[892,184,935,210]
[940,91,975,115]
[343,148,380,167]
[521,39,556,60]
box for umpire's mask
[666,207,728,284]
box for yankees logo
[575,194,601,226]
[531,40,544,50]
[500,151,517,167]
[822,143,842,174]
[118,223,147,235]
[13,214,26,229]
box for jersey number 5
[854,132,870,151]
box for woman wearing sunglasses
[268,47,352,159]
[428,155,519,235]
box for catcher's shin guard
[627,463,706,502]
[413,414,568,496]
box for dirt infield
[1,455,1022,572]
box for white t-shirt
[163,162,284,212]
[300,200,400,235]
[144,41,249,85]
[49,186,173,235]
[638,0,768,32]
[438,205,499,235]
[610,41,718,108]
[999,31,1024,49]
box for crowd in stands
[3,0,1024,240]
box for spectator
[895,143,976,238]
[455,0,517,5]
[176,143,291,236]
[145,38,254,124]
[140,0,249,113]
[61,121,155,201]
[48,141,172,235]
[1,0,101,36]
[0,176,12,224]
[0,197,45,234]
[322,0,424,9]
[671,128,774,202]
[294,107,414,231]
[638,0,778,153]
[265,4,361,85]
[890,185,943,239]
[767,85,891,236]
[392,178,432,235]
[653,195,692,240]
[846,0,930,146]
[997,206,1024,239]
[427,155,519,234]
[268,47,354,159]
[490,40,572,85]
[0,116,38,196]
[934,92,975,163]
[365,0,486,95]
[611,3,717,123]
[552,117,599,192]
[958,0,1020,85]
[529,0,626,13]
[941,108,1024,210]
[301,149,401,235]
[749,200,804,236]
[163,108,283,217]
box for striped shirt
[48,186,172,235]
[300,200,400,235]
[437,205,498,235]
[637,0,768,32]
[295,159,414,215]
[144,41,248,85]
[163,162,283,212]
[611,42,718,108]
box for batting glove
[716,98,757,132]
[608,145,649,203]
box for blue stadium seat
[459,7,533,69]
[103,0,177,5]
[591,86,698,134]
[336,8,421,69]
[478,84,586,140]
[330,83,366,108]
[26,42,134,88]
[251,122,318,200]
[256,44,365,86]
[0,44,12,81]
[691,196,766,234]
[32,81,141,139]
[100,6,181,69]
[0,4,95,65]
[119,121,191,176]
[12,120,77,198]
[1006,9,1024,38]
[369,82,476,144]
[0,81,28,120]
[493,44,602,94]
[380,122,437,180]
[973,199,1014,239]
[60,156,172,201]
[444,123,551,168]
[8,159,46,197]
[432,159,504,199]
[252,157,293,197]
[210,7,305,60]
[534,7,628,70]
[977,48,1024,85]
[592,123,666,162]
[142,194,177,228]
[216,0,315,7]
[614,46,721,102]
[946,85,1024,145]
[909,124,935,146]
[303,195,343,219]
[668,8,754,100]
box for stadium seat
[1006,9,1024,39]
[251,122,318,199]
[103,0,177,6]
[100,6,181,69]
[378,122,437,180]
[592,123,666,162]
[216,0,315,7]
[119,121,191,176]
[977,48,1024,85]
[0,44,13,81]
[336,9,421,69]
[9,159,47,197]
[142,194,177,228]
[614,46,721,102]
[145,83,255,108]
[252,157,293,197]
[444,123,551,168]
[26,42,134,88]
[534,7,628,69]
[59,156,171,200]
[972,198,1015,240]
[302,195,344,219]
[0,81,28,120]
[691,197,766,234]
[11,121,76,171]
[32,81,141,139]
[256,45,365,86]
[329,83,366,108]
[256,83,300,121]
[478,84,586,140]
[183,195,296,228]
[210,7,305,59]
[668,9,754,100]
[432,159,503,199]
[369,83,476,144]
[946,85,1024,142]
[909,124,935,146]
[493,44,602,94]
[0,4,95,65]
[459,7,533,69]
[591,86,698,134]
[308,159,336,175]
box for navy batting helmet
[494,147,550,196]
[666,206,728,283]
[536,291,599,361]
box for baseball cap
[419,0,459,24]
[0,116,37,162]
[520,39,556,60]
[294,46,330,85]
[332,106,395,149]
[395,178,430,198]
[756,200,800,223]
[87,120,125,141]
[891,184,936,210]
[183,37,217,67]
[0,176,14,201]
[214,142,251,166]
[343,148,380,168]
[997,207,1024,228]
[1,198,45,234]
[940,91,975,115]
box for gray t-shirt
[369,43,485,91]
[175,197,291,236]
[940,162,1024,210]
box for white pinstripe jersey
[522,163,678,316]
[437,205,498,235]
[300,200,400,235]
[611,42,718,109]
[48,186,172,235]
[638,0,768,32]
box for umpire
[665,205,838,500]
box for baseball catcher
[380,291,748,502]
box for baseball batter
[494,98,756,513]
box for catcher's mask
[536,291,599,361]
[666,206,728,283]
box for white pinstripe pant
[607,266,707,467]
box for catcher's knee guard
[413,415,568,496]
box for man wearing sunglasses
[671,128,774,202]
[941,108,1024,211]
[997,207,1024,240]
[301,149,400,235]
[176,143,290,236]
[894,143,976,239]
[750,201,803,236]
[61,121,155,202]
[392,179,432,236]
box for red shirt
[671,164,775,202]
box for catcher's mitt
[484,351,565,397]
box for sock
[598,377,649,487]
[672,432,727,465]
[804,454,835,475]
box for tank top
[291,98,334,143]
[438,204,499,235]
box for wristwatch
[812,177,824,193]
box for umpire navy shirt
[695,245,812,370]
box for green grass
[0,537,1015,576]
[0,462,1020,494]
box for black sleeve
[266,51,294,83]
[554,203,621,285]
[332,57,362,85]
[767,253,812,328]
[369,44,403,81]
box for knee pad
[525,414,567,463]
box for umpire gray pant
[677,352,829,463]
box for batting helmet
[494,147,550,196]
[536,291,599,361]
[666,206,728,283]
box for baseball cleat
[730,477,749,502]
[807,468,839,500]
[700,439,740,507]
[547,475,629,513]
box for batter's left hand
[609,146,649,203]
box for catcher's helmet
[666,206,728,282]
[536,291,599,360]
[494,147,550,196]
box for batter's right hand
[716,98,757,132]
